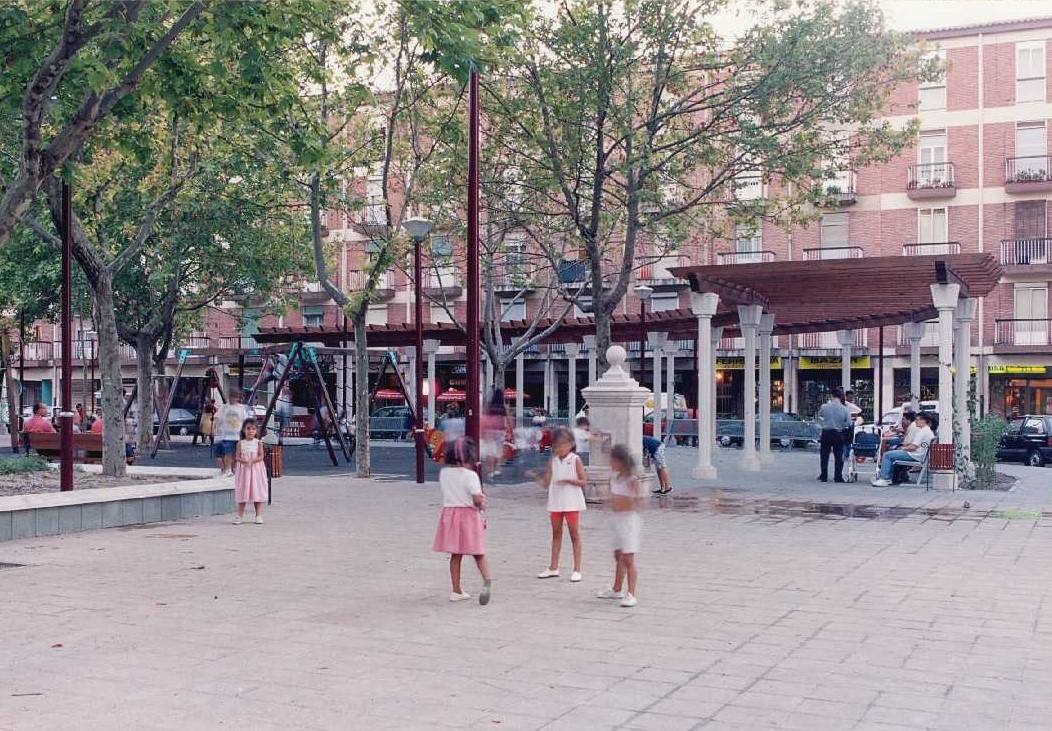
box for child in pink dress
[233,419,268,525]
[432,437,492,605]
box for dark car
[997,415,1052,467]
[370,405,414,440]
[717,413,820,449]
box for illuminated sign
[716,357,783,370]
[799,356,871,370]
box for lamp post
[403,216,433,484]
[60,180,73,492]
[466,65,481,456]
[634,284,653,376]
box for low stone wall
[0,469,233,542]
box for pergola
[670,253,1002,479]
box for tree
[496,0,934,367]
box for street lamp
[403,215,433,484]
[634,284,654,374]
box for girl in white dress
[596,445,643,607]
[536,427,587,582]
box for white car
[858,401,939,435]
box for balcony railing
[907,162,956,198]
[1005,155,1052,190]
[361,202,387,226]
[425,269,461,290]
[216,335,260,350]
[637,256,688,284]
[995,319,1051,346]
[896,321,940,348]
[21,341,53,360]
[799,330,866,349]
[822,171,857,205]
[492,265,534,290]
[719,335,744,350]
[717,251,775,265]
[803,246,863,261]
[902,241,961,256]
[1000,238,1051,266]
[347,269,393,291]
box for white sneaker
[254,516,263,525]
[569,571,583,583]
[620,593,638,608]
[537,569,560,579]
[449,592,471,602]
[596,589,624,599]
[871,478,891,487]
[232,515,242,525]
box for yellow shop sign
[798,356,871,370]
[716,357,783,370]
[987,364,1049,375]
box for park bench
[25,432,104,464]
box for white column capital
[758,314,775,336]
[647,331,668,350]
[903,321,927,343]
[403,345,417,359]
[691,291,720,317]
[422,338,441,355]
[836,329,855,348]
[955,297,978,323]
[737,304,763,328]
[930,283,961,310]
[564,342,581,358]
[582,335,596,350]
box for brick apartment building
[9,16,1052,425]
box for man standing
[816,387,852,483]
[213,391,251,476]
[871,413,935,487]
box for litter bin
[264,443,283,478]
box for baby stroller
[845,430,880,483]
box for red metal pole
[60,181,73,491]
[466,66,481,456]
[414,235,425,483]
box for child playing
[233,418,268,525]
[432,437,492,605]
[597,445,643,607]
[537,427,587,582]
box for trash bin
[264,443,283,478]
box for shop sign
[798,356,870,370]
[716,357,782,370]
[987,364,1050,375]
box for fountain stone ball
[606,345,627,369]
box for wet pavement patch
[0,562,26,570]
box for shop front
[988,364,1052,417]
[795,355,873,420]
[715,356,783,419]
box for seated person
[23,402,56,434]
[872,413,934,487]
[883,409,916,450]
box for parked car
[997,415,1052,467]
[127,408,199,436]
[858,401,939,436]
[643,408,692,443]
[717,413,820,448]
[370,405,414,440]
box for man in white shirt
[213,391,252,476]
[872,413,935,487]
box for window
[1023,417,1046,435]
[364,175,385,225]
[820,213,849,252]
[735,172,763,201]
[917,130,949,184]
[430,303,453,325]
[501,299,526,322]
[429,234,453,258]
[918,208,948,244]
[366,304,387,326]
[1013,284,1048,346]
[650,292,680,313]
[1015,122,1048,179]
[918,50,946,111]
[302,307,324,327]
[504,233,526,277]
[734,226,762,262]
[1017,41,1046,103]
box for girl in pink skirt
[233,418,268,525]
[433,437,492,605]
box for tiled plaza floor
[2,456,1052,730]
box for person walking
[432,437,492,605]
[232,418,268,524]
[536,427,587,582]
[816,387,852,483]
[194,398,215,447]
[596,445,644,608]
[214,391,251,476]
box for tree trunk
[353,313,370,477]
[594,307,612,371]
[1,329,20,450]
[93,271,127,476]
[493,362,507,390]
[134,336,154,454]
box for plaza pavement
[2,453,1052,730]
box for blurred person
[642,435,672,495]
[596,445,644,608]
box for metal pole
[89,339,95,411]
[342,312,348,419]
[878,326,884,425]
[237,353,245,394]
[18,309,25,417]
[465,66,481,455]
[413,235,425,483]
[60,181,73,492]
[640,302,646,376]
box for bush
[0,455,50,475]
[970,413,1006,489]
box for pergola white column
[405,346,417,404]
[665,349,675,441]
[782,353,793,413]
[515,353,525,427]
[903,321,926,412]
[647,332,668,440]
[583,335,597,385]
[710,326,723,455]
[423,339,440,427]
[738,304,763,471]
[550,355,559,418]
[758,314,775,463]
[836,330,854,392]
[955,298,977,470]
[691,292,720,480]
[565,342,580,422]
[930,283,961,441]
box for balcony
[491,265,535,293]
[803,246,863,261]
[1005,156,1052,193]
[907,162,956,199]
[901,241,961,256]
[216,335,260,351]
[799,330,867,350]
[637,256,689,288]
[424,268,462,298]
[717,251,775,265]
[1001,238,1051,268]
[821,171,857,206]
[719,335,744,350]
[347,269,395,300]
[995,319,1051,347]
[360,202,388,230]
